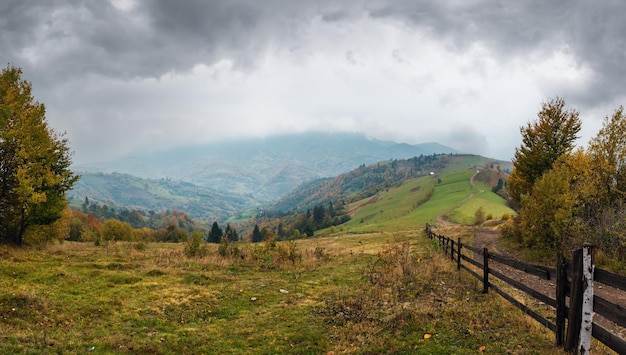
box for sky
[2,0,625,164]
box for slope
[67,172,259,221]
[271,153,511,214]
[339,167,514,234]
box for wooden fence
[425,223,626,354]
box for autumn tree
[508,97,581,210]
[518,153,582,251]
[68,209,101,242]
[588,106,626,207]
[101,219,133,242]
[0,66,78,245]
[587,106,626,255]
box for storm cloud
[2,0,625,163]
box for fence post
[482,247,489,293]
[457,237,462,270]
[579,244,594,354]
[555,253,567,347]
[565,247,584,352]
[450,238,455,261]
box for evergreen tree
[277,223,285,240]
[225,223,239,242]
[313,205,325,224]
[207,221,223,243]
[251,224,262,243]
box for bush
[184,231,207,257]
[218,236,241,258]
[498,218,520,242]
[251,238,302,269]
[473,207,486,225]
[133,241,147,251]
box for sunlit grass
[445,180,515,224]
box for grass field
[341,168,513,233]
[1,168,563,354]
[0,235,559,354]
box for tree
[473,207,486,225]
[251,224,262,243]
[508,97,581,210]
[207,221,223,243]
[101,219,133,242]
[587,106,626,255]
[0,66,78,245]
[277,222,285,240]
[313,205,325,224]
[224,223,239,242]
[588,106,626,207]
[518,155,580,251]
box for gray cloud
[1,1,625,163]
[370,1,626,108]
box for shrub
[218,236,241,258]
[184,231,207,257]
[314,246,326,260]
[133,241,147,251]
[498,218,520,242]
[473,207,486,225]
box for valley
[68,132,461,221]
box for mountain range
[69,132,459,220]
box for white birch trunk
[578,245,594,354]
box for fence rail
[425,223,626,354]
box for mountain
[71,132,458,215]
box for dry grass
[0,233,565,354]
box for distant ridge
[69,132,459,219]
[74,132,457,200]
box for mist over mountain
[73,132,457,204]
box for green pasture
[338,168,514,234]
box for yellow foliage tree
[508,97,581,210]
[0,66,78,245]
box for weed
[313,246,326,260]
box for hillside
[67,173,259,221]
[239,154,512,239]
[269,153,511,213]
[72,132,457,203]
[340,167,513,232]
